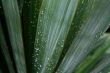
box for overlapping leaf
[90,54,110,73]
[32,0,79,73]
[1,0,26,73]
[74,34,110,73]
[1,0,110,73]
[0,21,15,73]
[56,0,110,73]
[22,0,43,72]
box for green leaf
[1,0,26,73]
[92,48,110,73]
[90,54,110,73]
[0,21,15,73]
[0,67,3,73]
[101,66,110,73]
[55,0,95,70]
[0,46,9,73]
[106,48,110,54]
[32,0,79,73]
[74,33,110,73]
[17,0,24,13]
[22,0,43,72]
[56,0,110,73]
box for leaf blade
[0,21,15,73]
[32,0,79,73]
[56,0,110,73]
[1,0,26,73]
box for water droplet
[30,21,34,24]
[33,15,36,18]
[39,65,42,67]
[35,48,39,52]
[39,20,42,22]
[36,39,39,43]
[61,45,63,47]
[47,58,50,60]
[32,25,36,27]
[38,32,40,35]
[44,8,46,10]
[38,67,40,70]
[82,0,84,4]
[35,58,38,62]
[36,54,39,56]
[40,11,44,15]
[34,64,37,67]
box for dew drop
[47,58,50,60]
[40,11,44,15]
[82,0,84,4]
[61,45,63,47]
[39,20,42,22]
[35,58,38,62]
[36,53,39,56]
[36,39,39,43]
[38,32,40,35]
[39,65,42,67]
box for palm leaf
[0,0,110,73]
[0,21,15,73]
[92,48,110,73]
[32,0,79,73]
[22,0,43,72]
[74,33,110,73]
[0,66,3,73]
[90,53,110,73]
[1,0,26,73]
[56,0,110,73]
[17,0,24,13]
[31,0,110,73]
[100,65,110,73]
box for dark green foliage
[0,0,110,73]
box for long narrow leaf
[22,0,43,72]
[0,46,9,73]
[90,54,110,73]
[92,48,110,73]
[0,67,2,73]
[55,0,93,70]
[74,34,110,73]
[32,0,79,73]
[101,66,110,73]
[0,21,15,73]
[57,0,110,73]
[1,0,26,73]
[17,0,23,13]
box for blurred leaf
[106,48,110,54]
[1,0,26,73]
[90,54,110,73]
[0,65,3,73]
[0,46,9,73]
[74,33,110,73]
[92,48,110,73]
[0,21,15,73]
[101,66,110,73]
[17,0,23,13]
[0,69,2,73]
[56,0,110,73]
